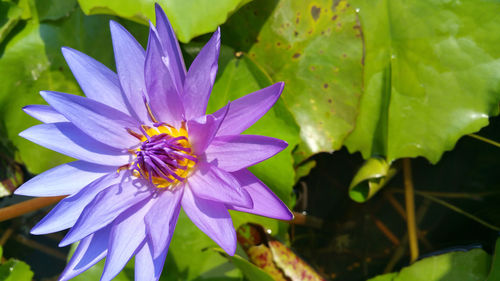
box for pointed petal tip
[154,3,170,27]
[277,138,288,149]
[18,128,29,139]
[224,243,237,256]
[109,19,119,29]
[59,238,72,247]
[154,2,164,14]
[277,81,285,92]
[30,221,52,235]
[21,105,32,114]
[281,209,294,221]
[60,46,82,61]
[214,27,221,42]
[39,90,56,101]
[109,20,128,36]
[60,46,69,53]
[13,186,30,196]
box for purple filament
[132,133,197,185]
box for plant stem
[468,134,500,148]
[412,190,498,200]
[415,191,500,231]
[403,158,419,263]
[0,196,65,222]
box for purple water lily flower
[15,4,292,281]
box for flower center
[129,124,197,189]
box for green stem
[468,134,500,148]
[415,191,500,232]
[403,158,419,263]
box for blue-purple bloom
[15,4,292,281]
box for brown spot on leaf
[323,83,329,89]
[332,0,341,10]
[311,6,321,21]
[342,53,347,58]
[332,15,338,21]
[293,53,301,59]
[310,66,316,71]
[294,31,299,37]
[328,98,332,103]
[296,17,300,24]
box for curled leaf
[349,157,397,202]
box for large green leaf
[368,248,492,281]
[345,0,500,163]
[77,0,251,43]
[223,0,364,156]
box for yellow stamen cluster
[128,123,197,189]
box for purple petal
[15,161,115,197]
[186,106,227,154]
[135,240,168,281]
[205,135,287,172]
[145,24,184,125]
[61,47,130,114]
[40,91,140,149]
[181,187,237,255]
[101,199,154,281]
[182,28,220,120]
[59,179,152,246]
[110,20,149,123]
[59,226,110,281]
[30,172,124,235]
[144,187,182,258]
[22,105,68,123]
[227,169,293,220]
[188,162,252,208]
[214,82,284,136]
[154,4,186,89]
[19,122,129,166]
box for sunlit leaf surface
[77,0,251,43]
[223,0,364,157]
[345,0,500,163]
